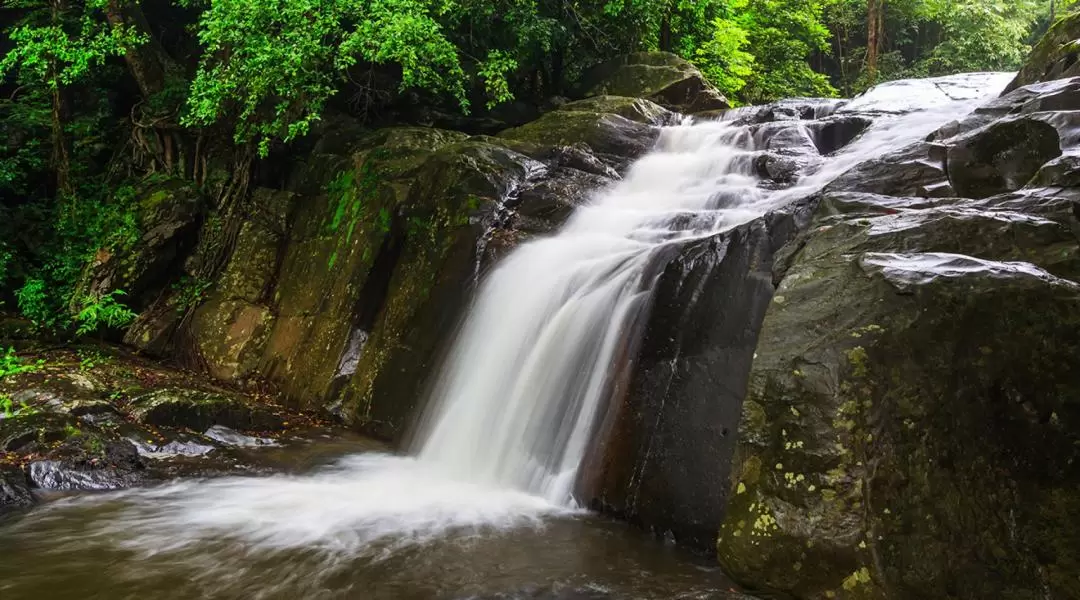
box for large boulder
[577,52,730,114]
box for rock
[500,110,658,168]
[72,178,203,312]
[0,412,79,452]
[129,388,284,431]
[717,237,1080,598]
[331,140,545,439]
[583,201,815,549]
[0,466,32,512]
[577,52,730,114]
[202,424,276,448]
[947,117,1062,198]
[714,115,1080,597]
[28,436,144,491]
[806,115,871,155]
[558,96,676,125]
[1006,11,1080,93]
[824,141,950,197]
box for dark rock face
[584,202,814,549]
[0,466,32,512]
[129,388,284,431]
[947,118,1062,198]
[577,52,730,114]
[711,77,1080,599]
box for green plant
[77,348,111,371]
[73,290,137,337]
[0,393,30,419]
[0,346,44,379]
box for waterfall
[0,77,1016,594]
[411,71,1015,506]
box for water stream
[0,73,1012,600]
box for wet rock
[129,388,284,431]
[512,167,612,235]
[806,115,871,155]
[947,118,1062,199]
[584,200,815,549]
[129,434,217,459]
[203,424,276,447]
[28,435,145,491]
[717,235,1080,598]
[0,466,32,511]
[332,140,546,439]
[715,115,1080,597]
[577,52,730,114]
[823,141,950,197]
[755,154,801,184]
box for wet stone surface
[0,344,363,512]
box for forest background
[0,0,1072,334]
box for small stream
[0,441,748,600]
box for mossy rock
[1006,11,1080,93]
[0,412,80,452]
[334,140,543,440]
[500,110,658,166]
[74,177,203,312]
[716,189,1080,599]
[128,388,283,432]
[576,52,730,114]
[558,96,675,125]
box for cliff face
[93,53,715,443]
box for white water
[3,74,1013,565]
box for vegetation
[0,0,1074,333]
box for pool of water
[0,442,752,600]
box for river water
[0,73,1012,600]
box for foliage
[74,290,137,336]
[0,0,1073,335]
[181,0,473,156]
[0,0,144,90]
[0,346,43,379]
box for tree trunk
[49,0,72,197]
[659,13,673,52]
[104,0,169,98]
[866,0,883,82]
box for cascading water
[0,73,1014,600]
[409,71,1015,506]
